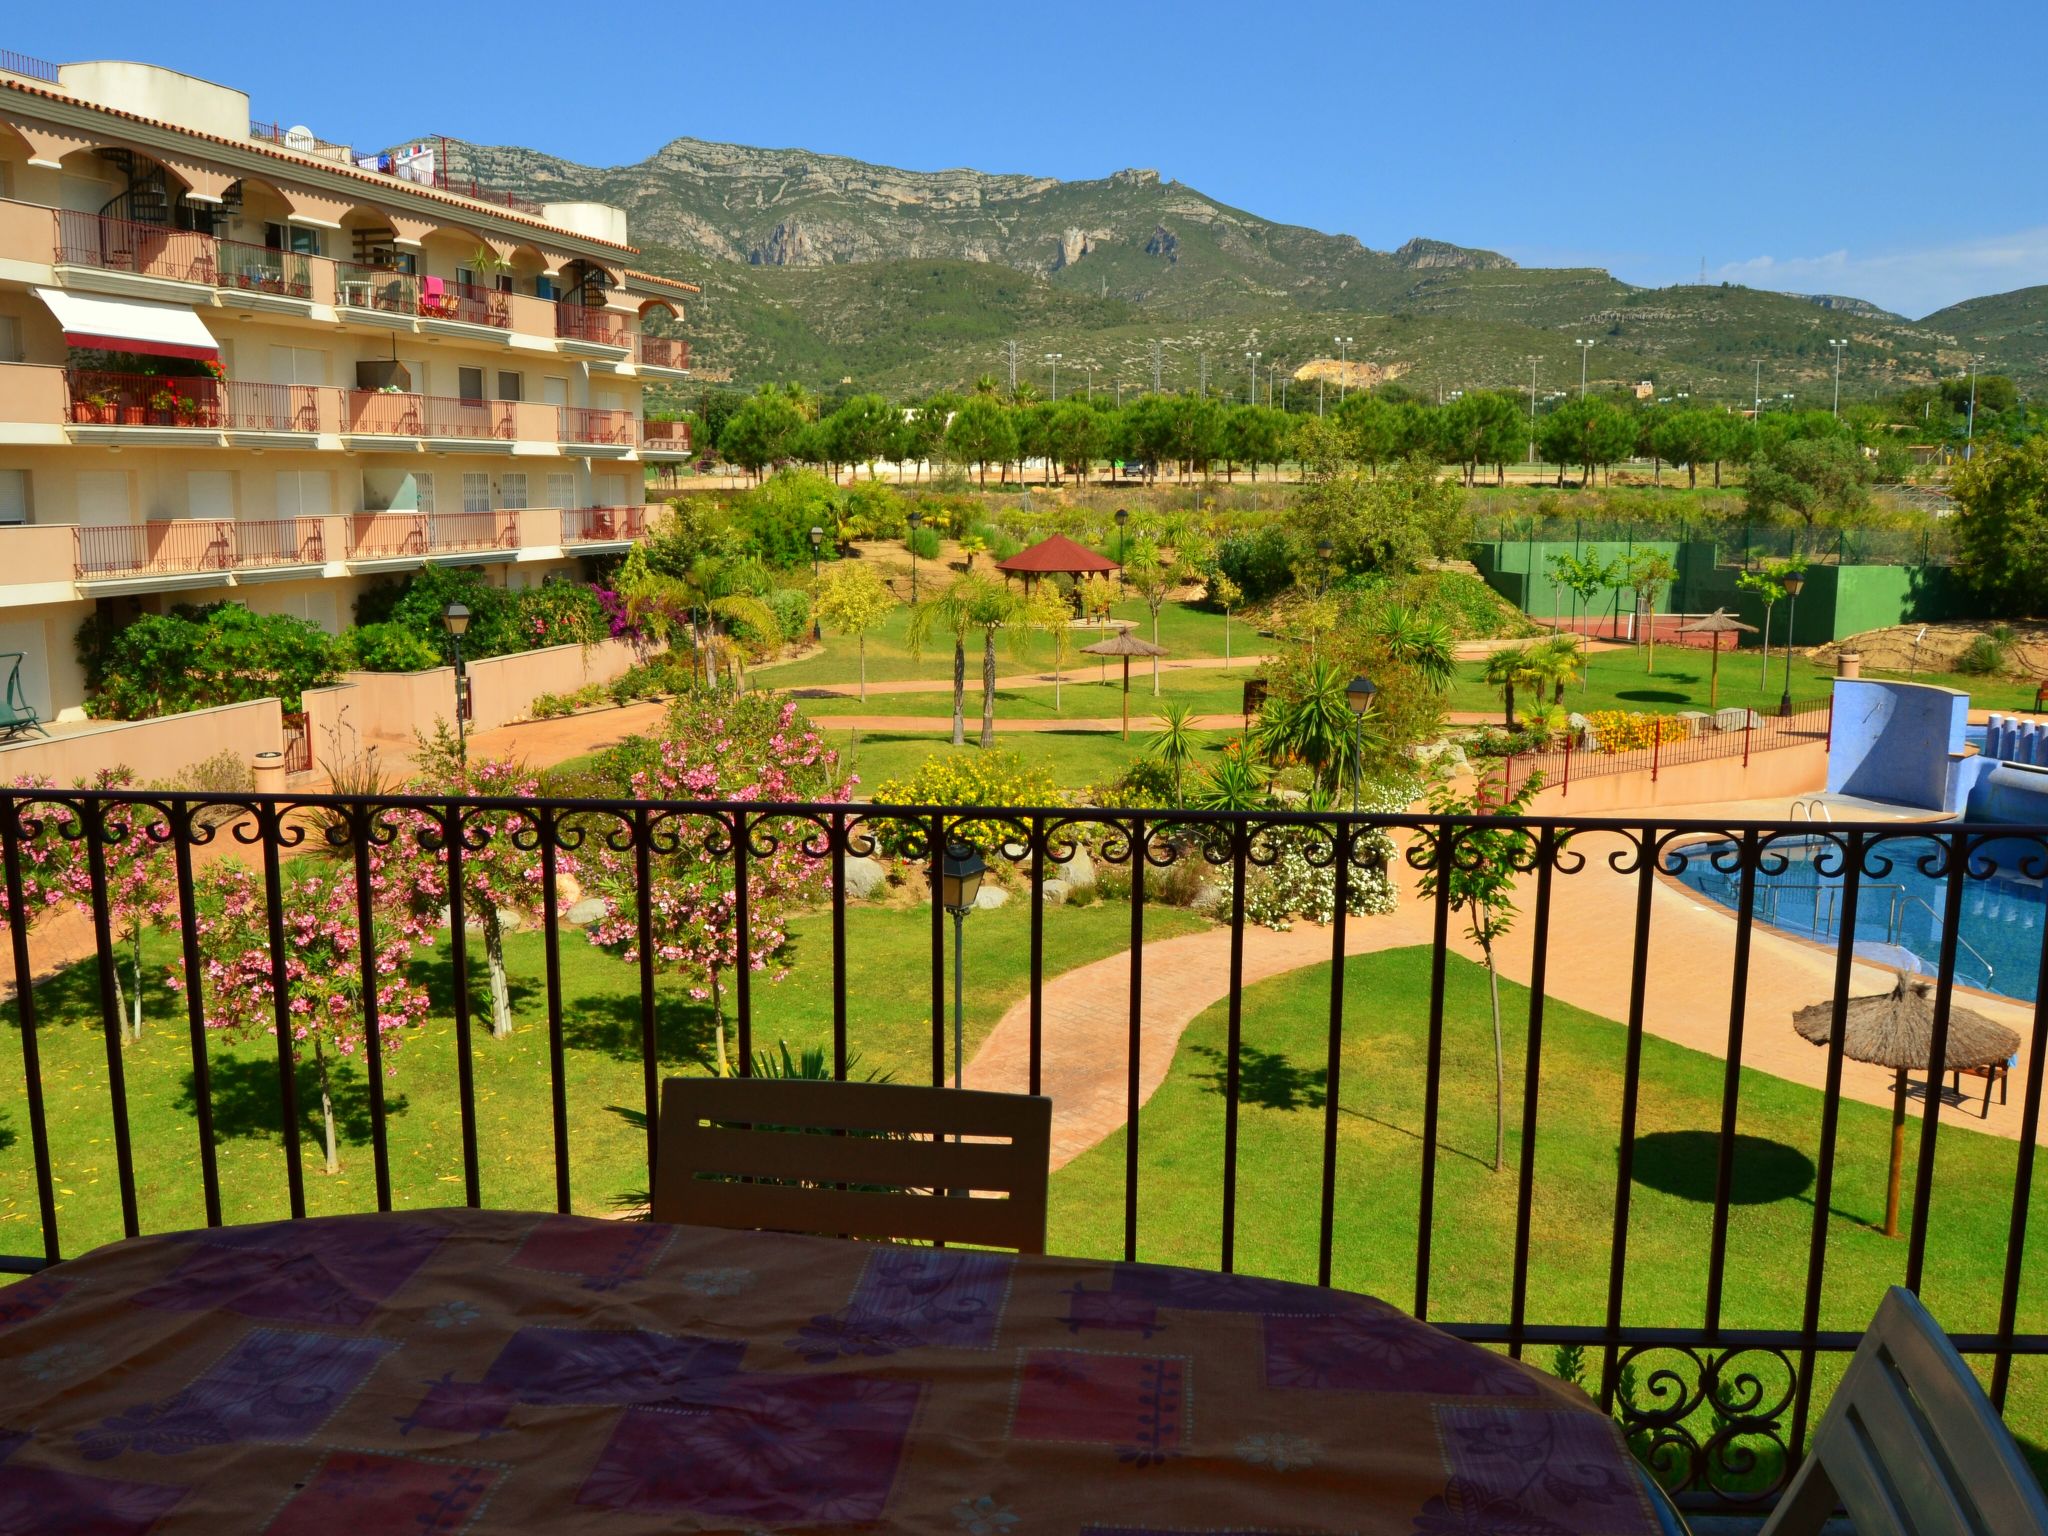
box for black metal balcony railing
[1,792,2043,1520]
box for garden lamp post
[441,602,471,763]
[808,525,824,640]
[1345,675,1378,812]
[907,510,923,602]
[1114,506,1128,565]
[1316,538,1334,594]
[933,840,987,1095]
[1777,570,1805,717]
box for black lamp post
[933,840,987,1095]
[907,510,923,602]
[442,602,471,762]
[1317,538,1335,592]
[1114,506,1128,566]
[1345,675,1378,812]
[1778,570,1805,717]
[808,525,824,640]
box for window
[462,473,489,514]
[263,222,321,256]
[362,469,431,513]
[496,371,522,403]
[415,473,435,514]
[495,273,514,294]
[187,472,234,521]
[597,473,626,506]
[268,346,326,386]
[0,314,18,365]
[546,472,575,509]
[500,473,527,510]
[541,376,568,407]
[275,472,332,519]
[456,266,476,290]
[457,367,484,403]
[0,470,28,526]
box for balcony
[342,390,514,445]
[559,505,650,546]
[346,510,520,564]
[334,262,419,325]
[555,302,629,351]
[71,516,328,584]
[63,371,328,441]
[557,404,636,452]
[418,278,512,333]
[641,418,693,456]
[51,209,218,292]
[0,790,2040,1528]
[636,334,691,372]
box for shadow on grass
[1615,688,1691,704]
[176,1056,410,1149]
[412,950,541,1022]
[0,1108,13,1153]
[1189,1043,1495,1169]
[560,992,718,1072]
[1632,1130,1814,1205]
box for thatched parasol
[1678,609,1758,708]
[1081,629,1168,740]
[1793,974,2020,1237]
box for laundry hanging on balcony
[32,287,220,362]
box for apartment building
[0,49,695,721]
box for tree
[1146,701,1203,804]
[1953,438,2048,614]
[908,572,1028,748]
[944,395,1017,487]
[1078,571,1122,628]
[585,697,848,1077]
[1286,453,1467,579]
[812,561,897,702]
[1121,540,1181,695]
[824,394,897,480]
[183,858,430,1174]
[1223,405,1290,482]
[1209,571,1243,666]
[397,742,573,1040]
[1368,605,1457,693]
[1416,770,1548,1172]
[1735,559,1802,688]
[1525,633,1583,704]
[1627,552,1679,673]
[1746,436,1874,548]
[1046,400,1104,482]
[79,602,338,721]
[717,387,806,480]
[1334,393,1408,476]
[1536,396,1637,487]
[1547,550,1624,659]
[1482,645,1534,726]
[1249,658,1377,795]
[1438,392,1523,486]
[1650,409,1723,490]
[904,394,955,481]
[62,770,172,1042]
[1024,582,1077,712]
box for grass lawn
[0,897,1203,1264]
[1049,945,2048,1460]
[828,728,1234,793]
[1450,644,1840,719]
[794,668,1253,722]
[761,599,1249,695]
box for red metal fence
[349,513,429,560]
[1491,698,1834,799]
[216,239,313,299]
[558,406,635,446]
[281,714,313,774]
[642,419,692,451]
[420,279,510,328]
[637,335,690,369]
[220,381,321,433]
[52,210,218,284]
[74,521,233,579]
[336,263,418,314]
[428,512,520,554]
[559,506,649,545]
[235,518,326,569]
[555,304,627,346]
[343,392,512,440]
[65,371,220,427]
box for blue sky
[16,2,2046,318]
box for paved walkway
[964,790,2044,1172]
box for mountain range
[430,135,2048,402]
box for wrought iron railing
[0,48,61,82]
[347,512,428,560]
[559,505,649,544]
[335,262,419,315]
[427,510,520,553]
[419,278,510,329]
[1489,700,1833,797]
[64,369,220,428]
[52,210,218,284]
[637,335,690,370]
[642,418,692,451]
[342,390,512,440]
[557,404,635,446]
[555,303,627,347]
[216,239,314,300]
[0,794,2042,1517]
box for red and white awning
[34,287,220,362]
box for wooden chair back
[653,1078,1052,1253]
[1760,1287,2048,1536]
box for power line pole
[1199,353,1207,396]
[1527,355,1538,464]
[1268,357,1281,406]
[1005,340,1018,394]
[1828,338,1848,417]
[1753,358,1762,423]
[1150,340,1162,394]
[1967,356,1979,460]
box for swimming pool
[1669,834,2045,1002]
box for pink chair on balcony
[420,275,450,318]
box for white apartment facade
[0,49,694,720]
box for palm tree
[1146,701,1204,804]
[1525,633,1583,705]
[1482,645,1535,727]
[907,572,1030,748]
[1188,749,1268,811]
[1369,604,1457,693]
[1249,660,1372,793]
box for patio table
[0,1208,1671,1533]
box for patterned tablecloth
[0,1209,1663,1534]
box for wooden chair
[652,1078,1052,1253]
[1759,1287,2048,1535]
[1952,1059,2012,1119]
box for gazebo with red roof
[994,533,1120,591]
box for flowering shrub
[1584,710,1690,754]
[179,859,431,1174]
[1222,782,1412,931]
[584,696,851,1076]
[0,776,78,936]
[870,751,1061,856]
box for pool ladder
[1743,878,1995,985]
[1790,798,1834,823]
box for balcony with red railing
[220,381,325,434]
[349,513,429,561]
[65,370,221,428]
[235,517,328,569]
[555,303,627,348]
[427,511,521,554]
[53,210,218,287]
[215,239,314,300]
[558,405,636,448]
[642,419,692,454]
[636,335,690,370]
[559,506,650,545]
[343,391,513,441]
[70,517,331,582]
[336,262,420,315]
[418,278,511,329]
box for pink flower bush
[586,696,851,1075]
[0,775,79,937]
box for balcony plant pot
[120,406,147,426]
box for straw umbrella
[1793,975,2019,1237]
[1677,608,1757,709]
[1081,629,1168,740]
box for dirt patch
[1811,621,2048,677]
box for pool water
[1670,835,2045,1002]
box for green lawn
[795,669,1253,722]
[0,898,1203,1263]
[1049,945,2048,1460]
[828,727,1233,793]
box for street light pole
[1778,571,1804,717]
[906,509,923,603]
[1045,352,1061,401]
[1335,336,1354,402]
[1753,359,1763,423]
[1575,339,1594,397]
[1245,350,1260,407]
[934,841,987,1103]
[1829,339,1848,417]
[808,525,824,640]
[441,603,471,764]
[1527,356,1538,465]
[1345,676,1377,813]
[1966,358,1979,460]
